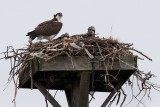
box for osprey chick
[87,26,95,37]
[26,12,63,41]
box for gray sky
[0,0,160,107]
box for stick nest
[1,34,159,107]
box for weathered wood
[64,72,90,107]
[18,55,137,107]
[71,80,80,107]
[33,80,61,107]
[79,72,90,107]
[36,55,137,71]
[19,55,137,90]
[19,58,39,88]
[101,81,124,107]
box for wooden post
[33,80,61,107]
[65,72,90,107]
[71,80,80,107]
[79,72,90,107]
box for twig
[54,90,58,98]
[130,48,152,61]
[120,89,126,107]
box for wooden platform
[19,55,137,107]
[19,55,137,91]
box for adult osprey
[26,12,63,41]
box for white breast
[37,34,57,41]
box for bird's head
[61,33,69,38]
[88,26,95,33]
[86,26,96,37]
[53,12,63,22]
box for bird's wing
[35,21,63,36]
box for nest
[28,36,132,59]
[1,33,159,107]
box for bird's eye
[59,13,62,16]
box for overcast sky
[0,0,160,107]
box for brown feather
[34,20,63,36]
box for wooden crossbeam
[101,81,124,107]
[33,80,61,107]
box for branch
[130,48,152,61]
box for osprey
[87,26,95,37]
[26,12,63,41]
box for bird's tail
[26,30,37,40]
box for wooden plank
[19,58,39,87]
[65,72,90,107]
[35,55,137,71]
[71,80,80,107]
[101,81,124,107]
[79,72,90,107]
[19,67,30,87]
[19,55,137,91]
[33,80,61,107]
[38,56,92,71]
[19,69,135,91]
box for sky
[0,0,160,107]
